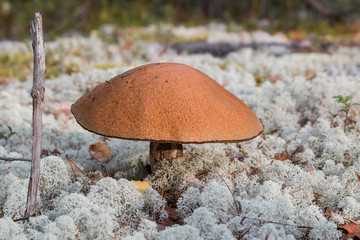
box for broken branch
[23,12,46,219]
[0,156,31,162]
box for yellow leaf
[131,180,152,194]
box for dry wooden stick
[24,12,46,219]
[0,156,31,162]
[240,216,312,229]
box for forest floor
[0,24,360,239]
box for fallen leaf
[153,205,183,231]
[0,77,6,85]
[274,151,295,162]
[351,108,358,117]
[339,224,360,240]
[89,142,111,163]
[54,102,72,119]
[305,69,317,81]
[121,42,133,51]
[131,180,152,194]
[195,170,208,179]
[41,148,61,157]
[155,217,177,231]
[267,75,283,84]
[249,166,260,176]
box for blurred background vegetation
[1,0,360,40]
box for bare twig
[0,156,31,162]
[265,230,272,240]
[235,226,251,240]
[13,217,30,222]
[68,157,78,180]
[66,155,84,180]
[241,216,312,229]
[107,235,117,240]
[75,220,82,239]
[23,12,46,219]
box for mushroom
[71,63,264,170]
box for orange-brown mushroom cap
[71,63,264,143]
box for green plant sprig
[0,124,17,146]
[332,95,360,132]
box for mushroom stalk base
[149,142,183,170]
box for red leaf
[274,151,294,162]
[339,224,360,240]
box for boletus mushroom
[71,63,264,170]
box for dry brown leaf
[54,102,72,119]
[289,29,304,41]
[305,69,316,81]
[121,42,133,51]
[274,151,295,162]
[41,148,61,157]
[249,166,260,176]
[267,75,283,84]
[89,141,111,163]
[339,224,360,240]
[155,218,177,231]
[154,206,183,231]
[0,77,7,85]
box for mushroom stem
[149,142,183,170]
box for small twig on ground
[13,217,30,222]
[67,157,78,180]
[234,227,251,240]
[265,230,272,240]
[241,216,312,229]
[23,12,46,219]
[107,235,117,240]
[66,155,84,181]
[75,220,82,239]
[0,156,31,162]
[344,146,356,167]
[324,212,360,225]
[355,170,360,182]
